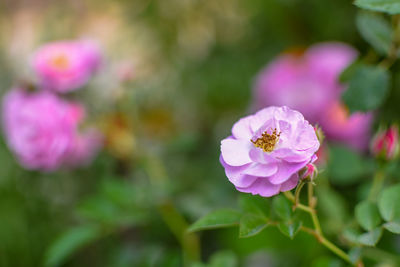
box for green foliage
[343,226,383,247]
[77,179,150,226]
[355,201,381,231]
[272,195,302,239]
[192,251,238,267]
[328,145,369,185]
[355,0,400,15]
[356,11,392,55]
[357,227,383,246]
[277,221,302,239]
[383,221,400,233]
[378,184,400,221]
[239,194,270,217]
[342,64,390,112]
[239,214,269,238]
[188,209,241,232]
[348,247,363,265]
[272,195,292,221]
[44,225,102,267]
[316,186,349,233]
[189,194,303,240]
[312,256,345,267]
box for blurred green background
[1,0,399,266]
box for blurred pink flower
[220,106,319,197]
[32,40,102,93]
[2,89,101,171]
[253,42,372,151]
[319,101,372,151]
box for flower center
[251,128,281,153]
[51,53,70,70]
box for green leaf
[317,186,349,233]
[358,227,383,246]
[343,228,362,244]
[355,201,381,231]
[355,0,400,15]
[209,251,238,267]
[44,225,102,267]
[342,64,390,112]
[239,214,269,238]
[277,221,302,239]
[348,247,363,265]
[311,256,344,267]
[356,11,392,55]
[188,209,241,232]
[239,194,270,217]
[383,221,400,234]
[340,61,361,83]
[272,195,292,221]
[328,145,367,185]
[378,184,400,221]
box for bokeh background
[1,0,400,266]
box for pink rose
[2,89,101,171]
[253,42,372,151]
[220,106,319,197]
[32,40,102,93]
[319,101,372,151]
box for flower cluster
[2,40,102,171]
[253,43,372,151]
[220,106,319,197]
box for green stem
[283,191,313,213]
[294,179,306,208]
[300,226,352,264]
[319,235,352,264]
[284,185,354,265]
[144,155,201,266]
[158,202,200,265]
[368,169,385,202]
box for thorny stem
[284,184,355,265]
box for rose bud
[371,125,399,161]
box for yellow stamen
[251,128,281,152]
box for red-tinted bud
[371,125,399,161]
[299,163,318,181]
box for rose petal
[220,156,257,187]
[232,115,253,140]
[237,178,281,197]
[242,162,278,177]
[268,161,308,184]
[221,138,252,166]
[280,174,299,192]
[249,148,279,165]
[250,107,276,132]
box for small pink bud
[371,125,399,160]
[299,163,318,181]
